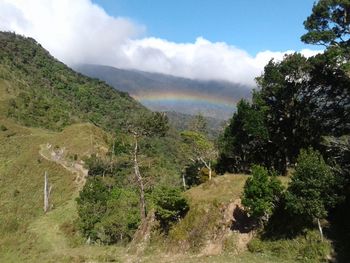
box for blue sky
[93,0,318,55]
[1,0,322,85]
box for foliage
[242,166,284,223]
[165,111,225,139]
[301,0,350,47]
[95,187,140,244]
[181,130,217,186]
[248,230,332,263]
[218,49,349,174]
[76,177,140,244]
[184,161,217,187]
[217,98,270,173]
[285,148,340,223]
[0,32,147,131]
[188,113,208,134]
[152,186,189,232]
[127,111,169,137]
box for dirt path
[39,144,88,189]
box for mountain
[0,32,147,132]
[165,111,226,139]
[74,64,252,119]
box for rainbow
[132,91,239,109]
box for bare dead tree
[43,171,52,213]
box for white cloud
[0,0,322,87]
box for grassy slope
[0,111,121,262]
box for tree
[127,112,169,220]
[242,165,284,225]
[189,113,208,134]
[217,98,270,173]
[301,0,350,47]
[256,54,322,172]
[76,177,109,241]
[285,148,340,239]
[152,186,189,232]
[181,130,217,181]
[76,177,141,244]
[96,187,140,243]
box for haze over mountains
[74,64,252,119]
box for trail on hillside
[39,144,88,189]
[28,144,126,261]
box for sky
[94,0,319,55]
[0,0,322,87]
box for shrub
[242,165,284,224]
[0,124,7,131]
[152,186,189,232]
[76,177,141,244]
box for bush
[76,177,140,244]
[0,124,7,131]
[248,230,332,262]
[285,148,339,224]
[242,165,284,224]
[152,186,189,232]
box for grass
[0,116,117,262]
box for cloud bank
[0,0,321,87]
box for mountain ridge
[74,64,252,119]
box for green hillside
[0,32,146,132]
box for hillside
[74,64,252,119]
[0,32,147,132]
[165,111,226,139]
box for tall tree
[127,112,169,220]
[301,0,350,47]
[217,98,271,173]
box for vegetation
[242,166,284,224]
[77,177,140,244]
[0,0,349,262]
[216,1,349,261]
[0,32,147,132]
[152,186,189,232]
[285,149,341,237]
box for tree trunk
[182,173,187,190]
[208,162,212,180]
[133,135,146,220]
[317,218,323,241]
[44,171,49,213]
[200,158,212,180]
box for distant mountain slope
[165,111,226,139]
[0,32,147,132]
[74,64,252,119]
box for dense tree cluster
[221,0,350,255]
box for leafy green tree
[181,130,217,182]
[95,187,140,244]
[76,177,141,244]
[285,148,340,238]
[217,98,270,173]
[301,0,350,47]
[242,165,284,225]
[76,177,109,241]
[152,186,189,232]
[256,54,322,172]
